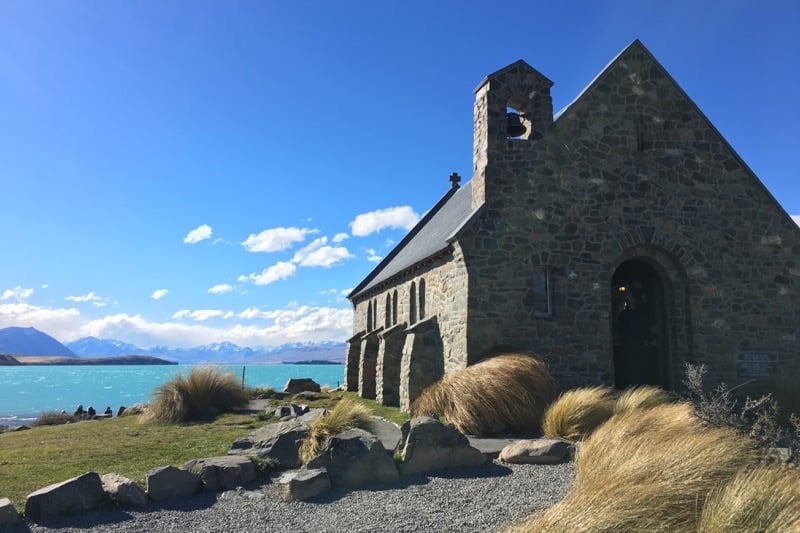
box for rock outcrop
[25,472,105,522]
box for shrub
[249,386,277,399]
[512,403,757,532]
[298,397,374,464]
[614,385,672,414]
[697,465,800,532]
[541,386,615,441]
[684,362,800,463]
[32,410,74,426]
[410,353,557,436]
[143,366,249,423]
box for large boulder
[395,417,486,476]
[183,455,257,491]
[368,416,403,452]
[101,473,147,507]
[25,472,106,522]
[284,378,321,394]
[307,428,399,489]
[146,465,199,501]
[229,418,310,468]
[277,467,331,501]
[498,438,574,465]
[0,498,21,526]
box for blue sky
[1,1,798,349]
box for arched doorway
[611,260,669,389]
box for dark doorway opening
[612,260,669,389]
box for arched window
[385,295,391,328]
[419,278,426,320]
[366,301,373,331]
[392,291,398,325]
[409,282,417,324]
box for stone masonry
[346,40,799,410]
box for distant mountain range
[0,327,345,364]
[0,327,76,357]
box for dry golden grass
[698,465,800,533]
[511,403,758,532]
[614,385,672,414]
[142,366,249,423]
[541,386,615,441]
[298,397,374,464]
[409,353,556,436]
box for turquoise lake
[0,364,344,426]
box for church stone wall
[462,45,799,392]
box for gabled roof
[348,182,476,300]
[474,59,554,93]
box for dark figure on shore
[117,406,126,417]
[74,404,84,417]
[87,406,96,418]
[104,406,112,416]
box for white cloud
[0,299,353,347]
[184,224,213,244]
[172,309,230,322]
[0,303,83,341]
[365,248,382,263]
[350,206,420,237]
[792,215,800,227]
[241,227,316,253]
[291,237,354,268]
[65,291,109,307]
[208,284,233,295]
[332,232,349,243]
[238,261,297,286]
[151,289,168,300]
[1,286,34,302]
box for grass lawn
[0,391,408,512]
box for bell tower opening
[611,259,670,389]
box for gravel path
[14,462,574,533]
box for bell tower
[472,60,554,209]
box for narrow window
[419,278,426,320]
[392,291,398,325]
[409,282,417,323]
[385,296,391,328]
[532,268,552,318]
[366,302,372,331]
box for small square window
[532,268,552,318]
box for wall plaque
[736,350,778,381]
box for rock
[276,404,307,419]
[367,416,403,452]
[146,465,199,501]
[498,438,574,464]
[395,417,486,476]
[307,428,399,489]
[183,456,257,491]
[0,498,21,526]
[278,467,331,501]
[293,391,322,401]
[12,425,30,432]
[284,378,321,394]
[101,473,147,507]
[229,418,310,468]
[25,472,105,522]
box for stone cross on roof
[449,172,461,189]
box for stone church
[345,39,799,412]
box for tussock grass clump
[299,397,374,464]
[698,465,800,532]
[512,403,757,532]
[410,353,556,436]
[143,366,249,423]
[541,386,615,441]
[614,385,672,414]
[32,411,74,426]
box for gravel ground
[12,462,575,533]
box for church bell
[506,112,527,137]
